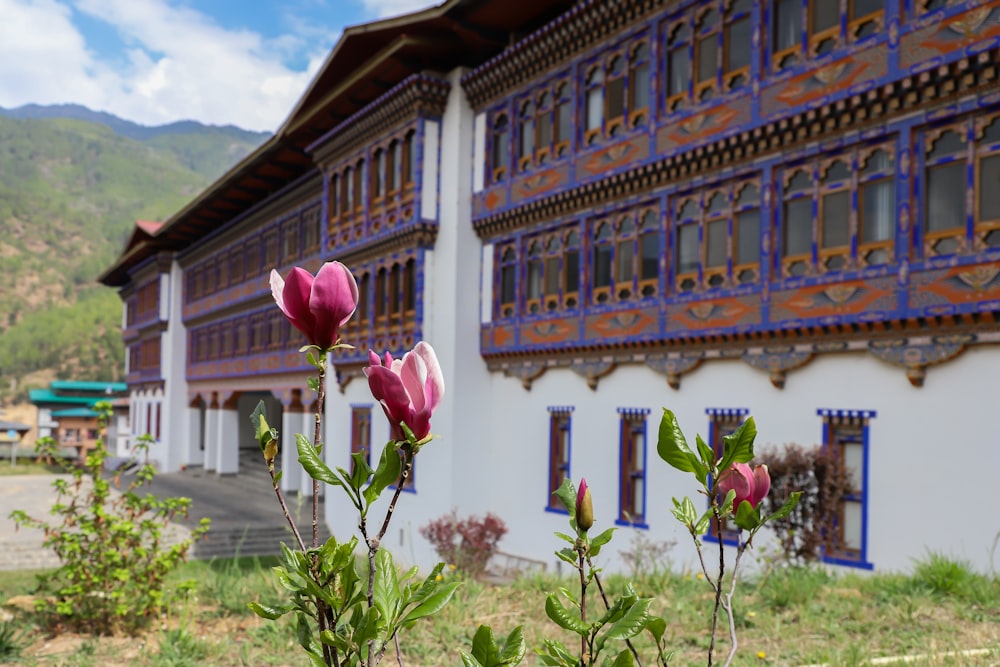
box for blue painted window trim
[616,407,651,529]
[545,406,574,515]
[703,408,750,547]
[817,408,876,570]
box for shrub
[420,510,508,577]
[9,402,210,635]
[756,443,853,564]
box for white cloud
[0,0,335,132]
[358,0,437,19]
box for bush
[756,443,853,564]
[9,402,210,635]
[420,510,508,577]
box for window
[402,129,417,192]
[920,115,1000,257]
[778,142,895,278]
[491,113,510,182]
[617,408,649,526]
[372,149,386,205]
[388,140,400,194]
[818,409,875,569]
[524,225,582,315]
[591,207,660,305]
[281,216,299,263]
[354,158,365,213]
[770,0,884,72]
[350,406,372,475]
[547,407,573,512]
[497,245,518,318]
[515,78,573,172]
[673,179,761,292]
[705,408,749,545]
[302,206,321,254]
[583,36,651,146]
[665,0,751,111]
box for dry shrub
[420,510,508,577]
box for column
[279,389,304,494]
[185,394,205,467]
[204,392,219,472]
[215,391,241,475]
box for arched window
[491,114,509,182]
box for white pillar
[204,393,219,472]
[215,392,240,475]
[280,404,305,494]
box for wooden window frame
[546,408,573,512]
[665,19,692,112]
[372,147,386,208]
[497,245,518,319]
[771,1,886,72]
[693,5,721,103]
[617,409,649,527]
[593,208,661,304]
[722,0,752,91]
[974,115,1000,249]
[490,112,509,183]
[817,157,852,273]
[856,147,895,266]
[402,129,417,198]
[705,408,749,545]
[819,409,875,569]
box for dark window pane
[607,77,625,119]
[545,257,560,295]
[926,161,966,232]
[861,149,892,176]
[736,211,760,264]
[822,191,850,248]
[706,219,728,267]
[812,1,839,33]
[928,130,964,159]
[784,198,813,256]
[527,260,542,299]
[774,0,800,52]
[668,48,691,97]
[586,87,604,131]
[520,118,535,159]
[861,179,895,243]
[538,113,553,147]
[979,154,1000,223]
[726,18,751,72]
[594,245,612,288]
[677,224,699,273]
[640,232,659,280]
[616,240,634,282]
[565,250,580,293]
[631,62,650,111]
[500,264,515,305]
[852,0,883,19]
[697,36,717,82]
[557,100,572,143]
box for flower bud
[717,462,771,512]
[576,478,594,532]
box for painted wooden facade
[102,0,1000,573]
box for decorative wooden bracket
[570,359,615,391]
[867,335,972,387]
[502,361,548,390]
[645,353,704,390]
[742,347,814,389]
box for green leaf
[719,416,757,471]
[296,433,341,486]
[247,601,292,619]
[471,624,500,667]
[349,451,373,490]
[497,625,527,666]
[545,593,590,635]
[373,549,400,627]
[402,582,461,625]
[695,434,715,469]
[553,478,577,518]
[656,409,708,484]
[555,548,578,565]
[646,615,666,643]
[554,531,577,544]
[538,639,577,667]
[762,491,802,525]
[603,598,652,641]
[733,500,761,531]
[364,441,402,505]
[460,651,485,667]
[249,401,268,446]
[588,527,616,557]
[610,649,635,667]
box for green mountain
[0,111,267,400]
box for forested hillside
[0,110,267,400]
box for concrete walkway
[0,462,326,571]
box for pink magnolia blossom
[364,342,444,442]
[270,262,358,350]
[717,462,770,513]
[576,478,594,532]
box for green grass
[0,554,997,666]
[0,460,64,476]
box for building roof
[98,0,576,288]
[50,381,127,393]
[29,389,102,406]
[0,420,31,435]
[51,408,100,418]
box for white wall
[476,347,999,574]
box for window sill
[615,519,649,530]
[823,554,873,570]
[544,506,569,516]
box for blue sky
[0,0,436,132]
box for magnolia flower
[576,478,594,532]
[270,262,358,350]
[364,342,444,442]
[717,462,770,513]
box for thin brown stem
[720,544,747,667]
[267,461,307,553]
[577,544,587,665]
[313,358,327,550]
[708,509,725,667]
[394,633,403,667]
[377,450,413,541]
[587,558,643,667]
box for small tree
[756,443,853,564]
[9,401,210,635]
[420,511,508,577]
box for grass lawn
[1,552,998,666]
[0,459,64,476]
